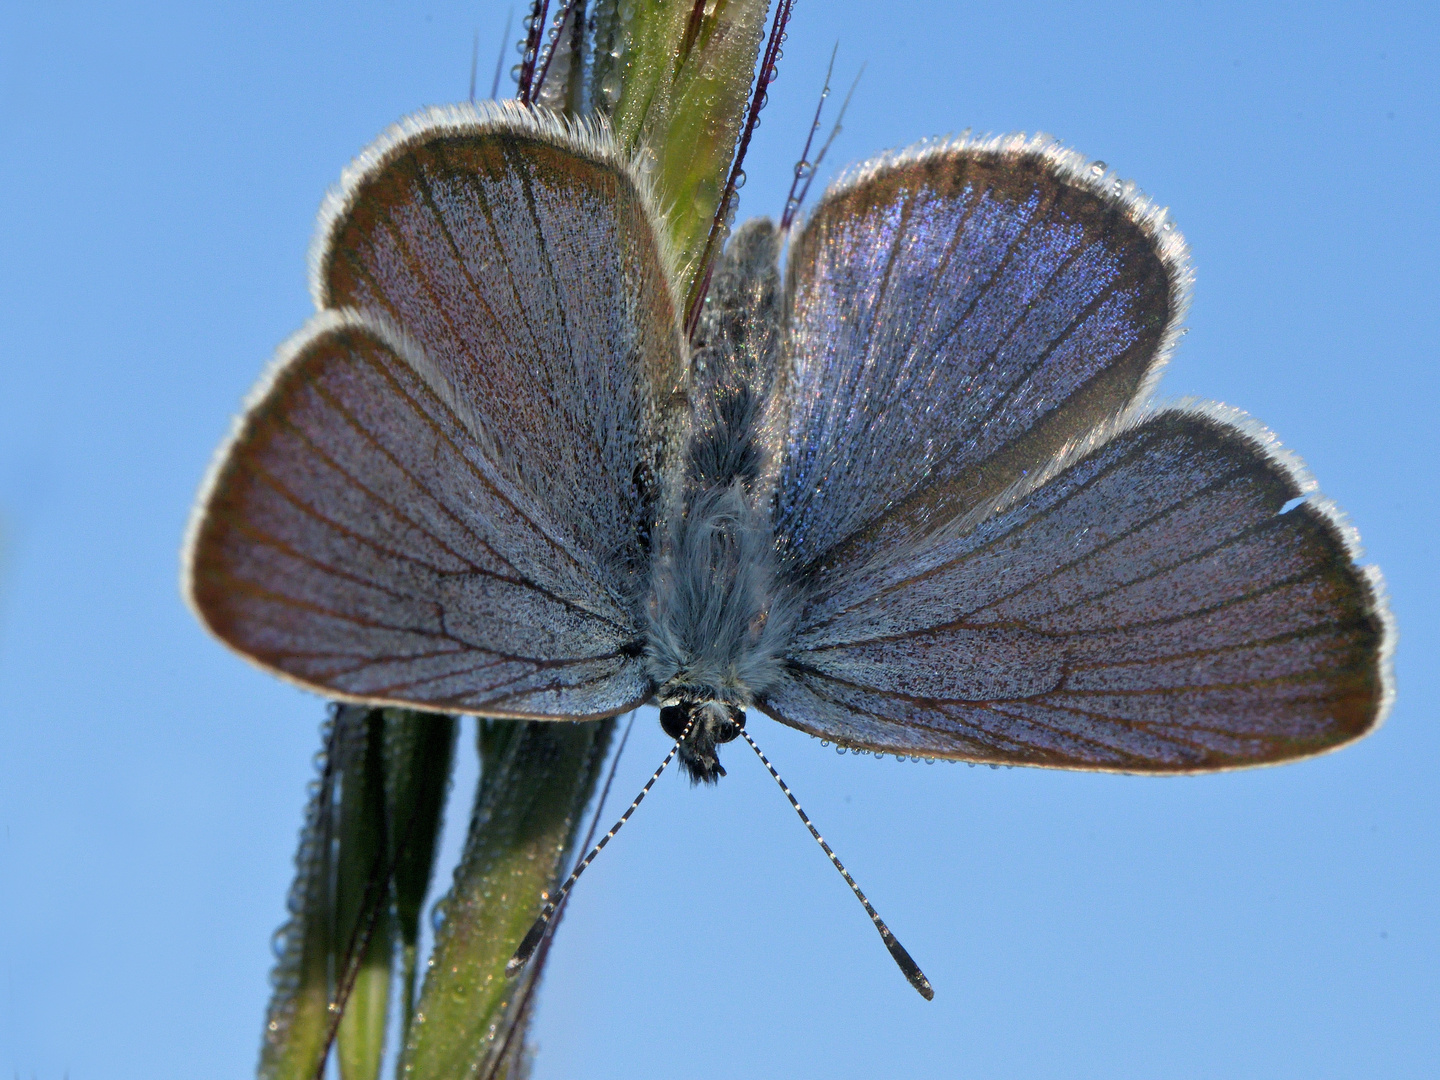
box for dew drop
[1090,161,1106,176]
[601,71,623,106]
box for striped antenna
[739,727,934,1000]
[505,717,695,976]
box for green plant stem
[397,719,613,1080]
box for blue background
[1,2,1435,1077]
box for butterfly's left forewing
[761,407,1391,771]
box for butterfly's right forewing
[185,314,654,719]
[186,104,684,719]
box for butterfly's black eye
[659,703,692,741]
[713,706,746,744]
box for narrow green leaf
[258,717,340,1080]
[334,709,395,1080]
[383,710,460,1046]
[590,0,772,293]
[398,718,614,1080]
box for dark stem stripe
[516,0,549,103]
[683,0,795,334]
[531,0,581,93]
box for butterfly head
[659,697,746,785]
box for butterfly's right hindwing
[185,103,686,719]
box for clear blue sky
[1,2,1436,1078]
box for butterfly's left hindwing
[773,135,1189,574]
[761,138,1390,771]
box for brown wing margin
[759,404,1393,773]
[183,311,651,720]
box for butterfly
[183,100,1392,997]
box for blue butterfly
[184,102,1392,996]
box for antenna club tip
[508,916,550,977]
